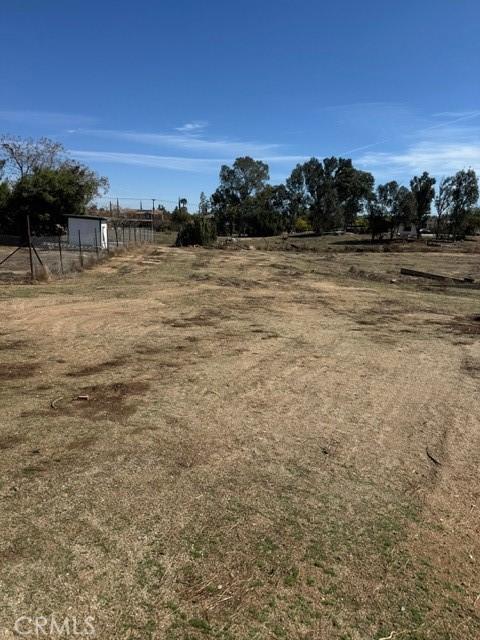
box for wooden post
[26,215,35,281]
[94,227,99,256]
[122,225,125,246]
[134,227,137,244]
[78,230,84,267]
[58,234,64,274]
[151,199,155,242]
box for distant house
[67,215,108,249]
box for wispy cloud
[421,110,480,133]
[175,121,208,134]
[359,142,480,177]
[0,109,95,128]
[74,128,282,157]
[70,149,307,173]
[356,120,480,180]
[334,104,480,181]
[432,111,480,118]
[70,150,222,173]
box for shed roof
[67,215,108,221]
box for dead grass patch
[215,276,260,289]
[163,308,230,328]
[66,356,128,377]
[0,339,29,351]
[0,362,39,380]
[0,433,24,450]
[189,272,211,282]
[462,357,480,377]
[66,435,99,450]
[449,314,480,335]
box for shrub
[294,216,311,233]
[175,216,217,247]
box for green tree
[211,157,269,234]
[465,207,480,235]
[198,191,209,215]
[242,185,289,236]
[171,201,191,229]
[285,164,310,231]
[0,180,10,232]
[367,197,390,241]
[219,157,269,201]
[449,169,479,239]
[376,182,417,238]
[392,186,417,236]
[335,162,375,229]
[296,157,374,233]
[301,157,339,233]
[6,163,108,234]
[410,172,436,234]
[376,181,399,237]
[435,177,452,237]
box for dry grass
[0,246,479,639]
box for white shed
[396,223,418,239]
[67,215,108,249]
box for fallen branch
[426,448,442,466]
[400,267,474,284]
[50,396,64,410]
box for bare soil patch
[50,381,150,422]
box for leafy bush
[294,216,311,233]
[175,216,217,246]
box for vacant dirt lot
[0,247,479,639]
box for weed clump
[176,216,217,247]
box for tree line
[207,156,479,240]
[0,136,108,235]
[1,135,479,242]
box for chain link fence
[0,223,158,283]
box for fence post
[58,234,64,274]
[122,225,125,247]
[26,215,35,281]
[78,230,84,267]
[94,227,99,256]
[134,227,137,244]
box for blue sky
[1,0,480,209]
